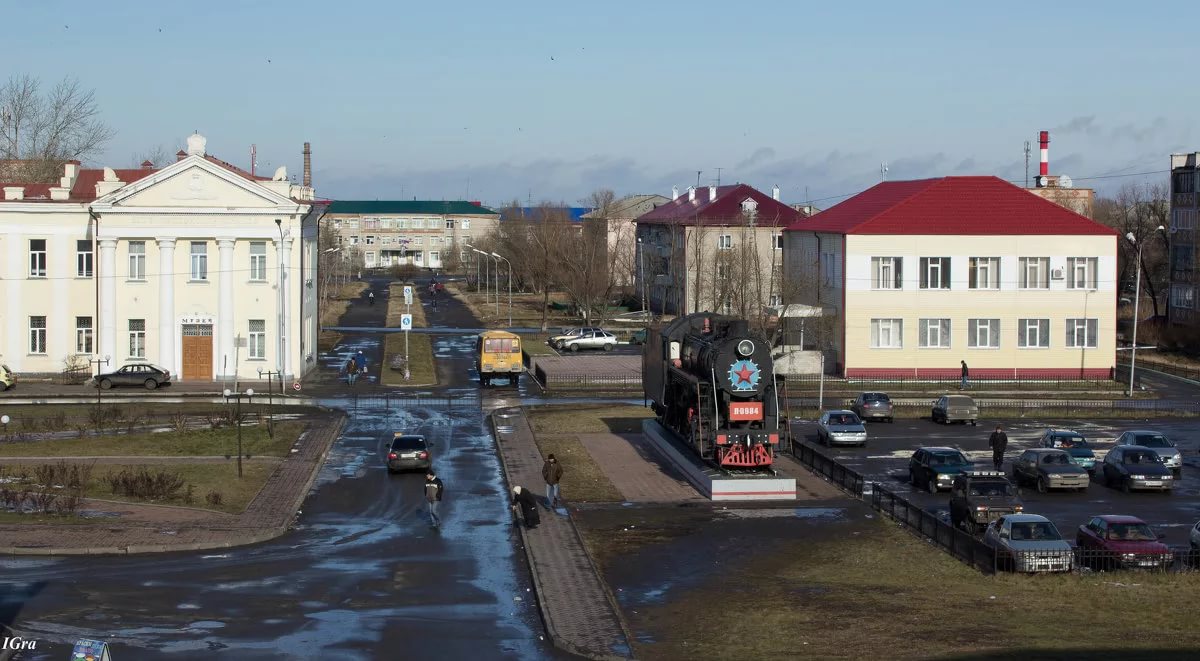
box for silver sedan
[817,410,868,447]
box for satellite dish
[1059,174,1073,188]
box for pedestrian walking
[368,291,375,306]
[542,454,563,509]
[511,486,540,529]
[960,360,969,390]
[989,425,1009,471]
[354,350,367,381]
[425,471,444,527]
[345,357,357,385]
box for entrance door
[181,324,213,380]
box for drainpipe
[89,207,100,371]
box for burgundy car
[1076,515,1173,570]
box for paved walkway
[577,433,701,503]
[0,413,345,555]
[491,407,632,661]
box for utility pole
[696,170,702,188]
[715,168,723,186]
[1024,140,1032,188]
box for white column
[275,236,293,380]
[157,238,176,372]
[217,238,236,379]
[98,238,118,362]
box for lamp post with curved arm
[491,252,512,327]
[1126,225,1166,396]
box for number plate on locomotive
[729,402,763,421]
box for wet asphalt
[0,276,572,660]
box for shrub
[104,467,187,501]
[205,490,223,506]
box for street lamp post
[223,387,255,478]
[637,237,648,314]
[1126,226,1166,397]
[275,218,286,387]
[491,252,512,327]
[257,367,279,437]
[469,247,493,314]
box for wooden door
[181,324,213,380]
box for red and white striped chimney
[1039,130,1049,178]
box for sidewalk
[0,412,345,555]
[490,406,632,661]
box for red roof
[785,176,1117,236]
[637,183,806,226]
[204,155,272,181]
[69,168,157,201]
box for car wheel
[570,344,580,352]
[0,383,7,392]
[887,417,894,423]
[144,379,158,390]
[99,378,113,390]
[927,477,938,493]
[1037,477,1048,494]
[1121,478,1132,494]
[603,344,613,352]
[970,420,977,426]
[909,470,919,487]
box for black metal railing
[1002,548,1195,574]
[1121,359,1200,384]
[779,373,1123,388]
[532,371,643,391]
[870,483,997,574]
[789,442,865,497]
[782,397,1200,414]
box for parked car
[386,433,431,474]
[93,363,171,390]
[909,447,973,493]
[1100,445,1174,493]
[931,394,978,425]
[1039,428,1097,475]
[949,470,1023,535]
[629,328,648,345]
[983,514,1074,573]
[850,392,894,423]
[560,329,618,352]
[548,327,603,350]
[816,410,868,447]
[0,363,14,392]
[1012,448,1090,493]
[1115,430,1182,478]
[1076,515,1172,570]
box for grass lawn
[1,461,276,514]
[381,332,437,386]
[521,336,557,358]
[525,404,652,503]
[0,403,302,436]
[0,511,92,525]
[582,515,1200,660]
[446,283,576,329]
[530,435,623,503]
[319,282,369,350]
[0,421,304,457]
[386,282,429,327]
[527,404,652,435]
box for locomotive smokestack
[1039,130,1049,182]
[729,319,748,337]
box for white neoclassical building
[0,133,321,382]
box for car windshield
[1051,435,1088,448]
[829,413,861,425]
[863,393,889,402]
[1122,451,1159,464]
[391,436,426,450]
[931,451,968,466]
[969,481,1011,497]
[1009,522,1061,541]
[1133,434,1171,448]
[1107,523,1157,541]
[1042,454,1071,465]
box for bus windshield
[484,338,520,353]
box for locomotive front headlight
[737,340,755,357]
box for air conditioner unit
[1050,268,1065,280]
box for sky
[8,1,1200,207]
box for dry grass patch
[382,332,437,387]
[0,421,305,458]
[531,434,623,503]
[527,404,652,435]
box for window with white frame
[249,242,267,281]
[968,257,1000,289]
[414,252,423,265]
[76,239,94,277]
[772,233,783,249]
[248,319,266,359]
[189,241,208,280]
[718,234,732,250]
[29,316,47,354]
[918,318,950,348]
[430,237,440,246]
[1066,257,1098,289]
[871,257,903,289]
[919,257,950,289]
[445,218,455,229]
[1065,318,1098,348]
[967,318,1000,348]
[364,235,375,245]
[76,316,93,354]
[362,218,380,230]
[870,318,903,348]
[129,319,146,358]
[414,237,424,246]
[1019,257,1050,289]
[460,250,469,262]
[344,219,360,229]
[397,219,409,229]
[128,241,146,280]
[1171,284,1195,310]
[349,235,360,245]
[1017,318,1049,348]
[29,239,47,277]
[426,219,440,229]
[1172,208,1196,231]
[769,294,782,306]
[380,219,394,229]
[429,250,440,264]
[461,219,471,230]
[365,251,376,267]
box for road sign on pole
[400,314,413,331]
[403,285,413,305]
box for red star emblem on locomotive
[734,364,754,386]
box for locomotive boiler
[642,313,781,469]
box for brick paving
[0,413,345,555]
[491,407,632,660]
[576,433,702,503]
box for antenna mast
[880,162,889,181]
[715,167,723,186]
[250,144,257,177]
[696,170,702,188]
[1024,140,1031,188]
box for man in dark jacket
[960,360,969,390]
[511,486,540,529]
[988,425,1008,471]
[542,454,564,509]
[425,472,444,527]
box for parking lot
[790,416,1200,545]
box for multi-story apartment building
[0,133,320,381]
[580,194,669,288]
[782,176,1118,378]
[322,200,500,271]
[635,184,805,316]
[1167,153,1198,335]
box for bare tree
[1096,182,1171,317]
[0,75,115,181]
[131,144,171,168]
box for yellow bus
[477,330,522,386]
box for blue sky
[9,1,1199,206]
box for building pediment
[93,156,296,211]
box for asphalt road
[791,416,1200,545]
[0,277,567,660]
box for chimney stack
[1038,130,1049,185]
[671,185,679,200]
[688,186,696,202]
[708,184,716,201]
[303,142,312,187]
[772,185,780,201]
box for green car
[909,447,974,493]
[629,328,647,345]
[1038,429,1097,475]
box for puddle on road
[793,507,847,520]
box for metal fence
[870,483,997,574]
[780,373,1124,389]
[782,397,1200,413]
[531,368,643,391]
[343,393,472,411]
[788,442,866,497]
[1119,360,1200,384]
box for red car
[1076,515,1173,570]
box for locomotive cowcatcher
[642,313,781,469]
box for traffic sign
[403,286,413,305]
[292,382,302,392]
[400,314,413,330]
